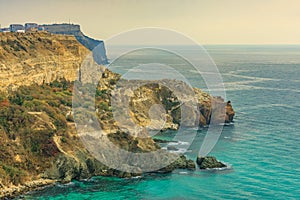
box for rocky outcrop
[107,79,235,132]
[157,155,196,173]
[196,156,227,169]
[225,101,235,123]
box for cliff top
[0,32,89,63]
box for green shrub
[1,163,27,185]
[98,102,109,111]
[9,93,24,105]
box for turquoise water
[24,45,300,199]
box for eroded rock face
[196,156,227,169]
[45,153,110,183]
[225,101,235,123]
[107,80,235,131]
[0,32,89,91]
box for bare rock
[196,156,227,169]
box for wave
[162,146,189,154]
[178,171,189,174]
[167,141,190,146]
[205,83,300,93]
[238,103,297,111]
[189,70,258,85]
[226,71,282,81]
[218,122,234,126]
[56,182,75,188]
[170,148,188,154]
[189,70,221,75]
[200,162,233,171]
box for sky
[1,0,300,44]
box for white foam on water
[179,171,188,174]
[225,72,282,82]
[201,162,233,171]
[166,148,187,154]
[167,141,190,146]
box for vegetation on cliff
[0,79,74,186]
[0,77,200,189]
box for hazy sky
[1,0,300,44]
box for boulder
[157,154,196,173]
[196,156,226,169]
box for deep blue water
[24,45,300,199]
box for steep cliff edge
[42,23,108,64]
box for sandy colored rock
[0,32,89,91]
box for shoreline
[0,179,56,199]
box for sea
[23,45,300,199]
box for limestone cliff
[0,32,89,91]
[98,79,235,132]
[42,23,108,64]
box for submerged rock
[196,156,227,169]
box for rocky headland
[0,31,234,198]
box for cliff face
[102,79,235,132]
[42,24,108,64]
[0,32,89,91]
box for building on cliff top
[9,24,25,32]
[0,28,10,32]
[1,22,108,64]
[42,23,81,35]
[25,23,39,31]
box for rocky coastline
[0,154,196,199]
[0,179,55,199]
[0,31,235,199]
